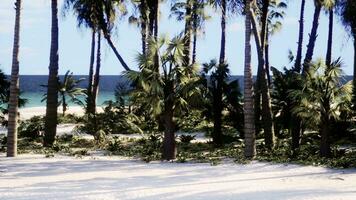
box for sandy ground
[18,106,88,120]
[0,154,355,200]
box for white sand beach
[0,154,355,200]
[18,106,88,120]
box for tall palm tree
[244,0,256,158]
[171,0,208,64]
[64,0,98,115]
[129,0,149,54]
[209,0,242,65]
[92,32,102,113]
[302,0,323,74]
[44,0,59,147]
[7,0,22,157]
[324,0,336,68]
[99,0,131,71]
[251,0,275,149]
[265,0,287,84]
[293,0,306,73]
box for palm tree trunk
[103,33,131,71]
[154,0,159,40]
[93,32,102,114]
[86,30,96,115]
[265,27,271,86]
[7,0,22,157]
[326,9,333,68]
[140,0,148,54]
[219,0,227,65]
[192,29,198,64]
[294,0,305,73]
[303,3,321,74]
[251,5,275,150]
[62,93,66,117]
[213,80,223,146]
[352,34,356,109]
[243,0,256,158]
[44,0,59,147]
[162,81,176,160]
[162,109,176,160]
[184,0,192,66]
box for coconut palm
[171,0,209,65]
[302,0,323,73]
[44,0,59,147]
[126,35,201,160]
[250,0,275,149]
[58,71,86,116]
[336,0,356,108]
[265,0,287,84]
[244,0,256,158]
[324,0,336,68]
[290,59,352,157]
[7,0,22,157]
[64,0,99,115]
[293,0,306,73]
[128,0,149,54]
[209,0,243,65]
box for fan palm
[201,60,243,145]
[290,59,352,157]
[126,35,201,160]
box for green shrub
[18,116,44,140]
[179,134,196,144]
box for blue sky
[0,0,354,75]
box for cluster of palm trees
[4,0,356,159]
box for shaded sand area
[0,154,355,200]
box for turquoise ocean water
[22,91,116,108]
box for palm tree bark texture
[7,0,22,157]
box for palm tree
[58,71,86,116]
[171,0,209,64]
[244,0,256,158]
[250,0,275,149]
[126,36,201,160]
[7,0,22,157]
[99,0,132,71]
[265,0,287,84]
[92,32,102,113]
[293,0,306,73]
[302,0,323,74]
[128,0,149,54]
[324,0,336,68]
[201,60,244,145]
[335,0,356,108]
[64,0,98,115]
[290,59,351,157]
[44,0,59,147]
[209,0,242,65]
